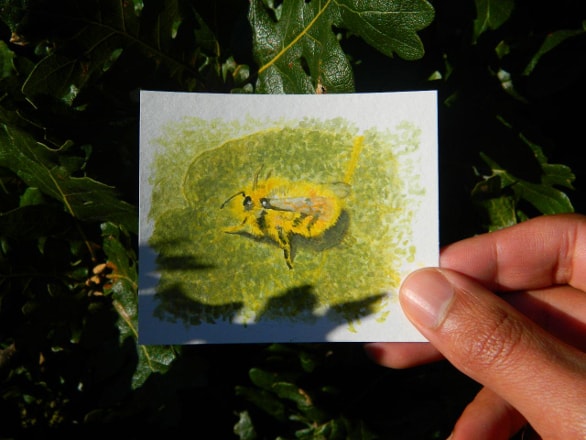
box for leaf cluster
[249,0,434,93]
[0,0,584,438]
[426,0,584,238]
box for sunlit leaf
[512,180,573,215]
[249,0,434,93]
[522,133,575,189]
[474,134,575,230]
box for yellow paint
[344,135,364,185]
[221,172,350,269]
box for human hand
[366,214,586,439]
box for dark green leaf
[512,180,574,215]
[473,0,515,43]
[265,343,322,373]
[541,163,576,189]
[473,194,517,231]
[235,385,289,422]
[0,0,29,38]
[19,186,45,206]
[522,133,575,189]
[20,0,224,103]
[233,410,258,440]
[0,124,137,233]
[0,41,15,80]
[0,205,73,239]
[474,134,575,230]
[101,222,176,389]
[249,0,434,93]
[524,27,586,75]
[249,367,283,391]
[21,1,137,104]
[273,382,312,407]
[273,382,329,422]
[337,0,434,60]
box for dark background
[0,0,584,438]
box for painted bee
[221,171,350,269]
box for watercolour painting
[139,91,438,344]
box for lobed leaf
[337,0,435,60]
[0,124,137,233]
[249,0,434,93]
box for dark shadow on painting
[141,206,386,342]
[153,282,244,327]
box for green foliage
[250,0,434,93]
[0,0,584,438]
[232,343,478,439]
[522,22,586,75]
[234,344,378,440]
[0,125,137,233]
[472,131,575,230]
[8,0,237,99]
[472,0,515,42]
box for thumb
[400,268,586,439]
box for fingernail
[400,269,455,329]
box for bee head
[243,195,254,211]
[220,191,255,211]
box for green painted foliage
[149,120,423,326]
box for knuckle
[456,308,526,372]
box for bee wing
[325,182,351,199]
[263,197,331,217]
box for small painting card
[138,90,438,344]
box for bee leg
[276,227,294,269]
[283,248,293,269]
[223,225,245,234]
[224,218,257,236]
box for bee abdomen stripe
[292,213,309,228]
[256,210,268,231]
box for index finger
[440,213,586,293]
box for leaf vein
[258,0,333,74]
